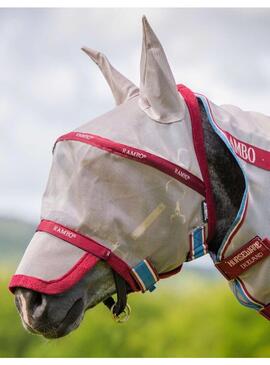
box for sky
[1,8,270,225]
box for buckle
[111,303,131,323]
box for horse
[10,16,270,339]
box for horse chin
[24,298,85,339]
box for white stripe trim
[131,268,147,292]
[237,279,264,308]
[191,230,195,260]
[202,226,208,255]
[190,226,207,259]
[144,260,159,282]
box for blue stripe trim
[192,226,205,259]
[232,280,262,311]
[196,94,248,262]
[132,260,157,292]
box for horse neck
[198,99,245,254]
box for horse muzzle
[14,288,84,338]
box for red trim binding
[36,220,139,292]
[260,304,270,320]
[223,131,270,171]
[38,220,110,260]
[177,85,216,243]
[220,190,249,260]
[55,131,205,197]
[9,253,99,295]
[159,264,183,279]
[215,236,270,280]
[144,259,160,282]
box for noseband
[103,271,130,322]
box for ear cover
[82,47,139,105]
[139,16,186,124]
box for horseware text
[226,239,263,270]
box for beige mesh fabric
[13,94,205,287]
[41,140,203,273]
[15,232,87,281]
[11,17,208,295]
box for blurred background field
[1,216,270,358]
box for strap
[215,236,270,280]
[37,219,139,292]
[54,131,205,197]
[103,271,127,315]
[131,259,159,292]
[37,219,160,294]
[188,226,208,261]
[177,84,216,244]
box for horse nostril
[29,291,43,311]
[15,288,47,323]
[15,292,22,312]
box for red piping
[55,131,205,197]
[9,253,99,295]
[37,220,139,292]
[177,84,216,244]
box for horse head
[11,17,197,338]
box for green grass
[1,268,270,358]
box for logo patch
[216,236,270,280]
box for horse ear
[82,47,139,105]
[139,16,186,123]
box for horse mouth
[25,298,84,339]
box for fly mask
[9,17,216,320]
[9,84,215,311]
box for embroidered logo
[122,147,146,159]
[75,132,93,140]
[174,167,190,180]
[228,135,256,164]
[53,225,77,239]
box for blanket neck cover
[9,17,270,321]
